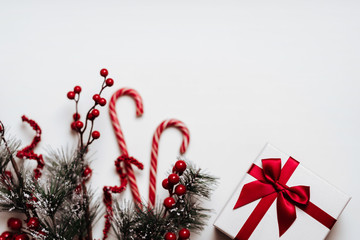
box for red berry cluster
[0,217,41,240]
[67,68,114,149]
[163,160,190,240]
[164,228,190,240]
[162,160,187,208]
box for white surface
[0,1,359,239]
[214,144,351,239]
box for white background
[0,1,359,239]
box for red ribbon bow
[233,157,336,240]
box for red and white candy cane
[109,87,144,204]
[148,119,190,209]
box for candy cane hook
[109,87,144,203]
[148,119,190,208]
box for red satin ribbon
[233,157,336,240]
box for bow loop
[285,185,310,206]
[262,158,282,183]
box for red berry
[87,113,94,120]
[75,121,83,130]
[175,184,187,196]
[27,217,39,229]
[74,86,82,93]
[14,234,29,240]
[92,131,100,139]
[164,232,176,240]
[98,98,107,106]
[91,109,100,117]
[163,197,176,208]
[71,122,77,130]
[162,178,172,190]
[0,236,5,240]
[87,113,95,120]
[100,68,108,77]
[93,94,101,102]
[178,228,190,239]
[7,217,22,230]
[75,184,82,194]
[105,78,114,86]
[168,173,180,185]
[175,160,187,173]
[83,166,92,178]
[1,231,13,239]
[67,91,75,99]
[73,113,80,121]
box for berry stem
[80,77,107,147]
[86,120,95,146]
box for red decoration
[87,113,94,120]
[91,109,100,117]
[93,94,101,102]
[1,231,13,239]
[178,228,190,239]
[73,113,80,121]
[83,166,92,178]
[74,86,82,94]
[27,217,40,229]
[92,131,100,139]
[175,184,186,196]
[102,88,145,240]
[163,197,176,208]
[148,119,190,209]
[162,178,171,190]
[75,184,82,194]
[98,98,107,106]
[175,160,187,173]
[71,122,77,130]
[168,173,179,185]
[100,68,108,77]
[75,121,83,130]
[14,234,29,240]
[0,237,5,240]
[233,158,336,239]
[164,232,177,240]
[67,91,75,99]
[16,116,44,178]
[105,78,114,86]
[7,217,22,230]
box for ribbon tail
[277,192,296,237]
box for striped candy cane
[148,119,190,209]
[103,88,144,239]
[109,87,144,204]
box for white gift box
[214,143,351,240]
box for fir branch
[111,162,218,240]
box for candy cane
[148,119,190,209]
[109,87,144,204]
